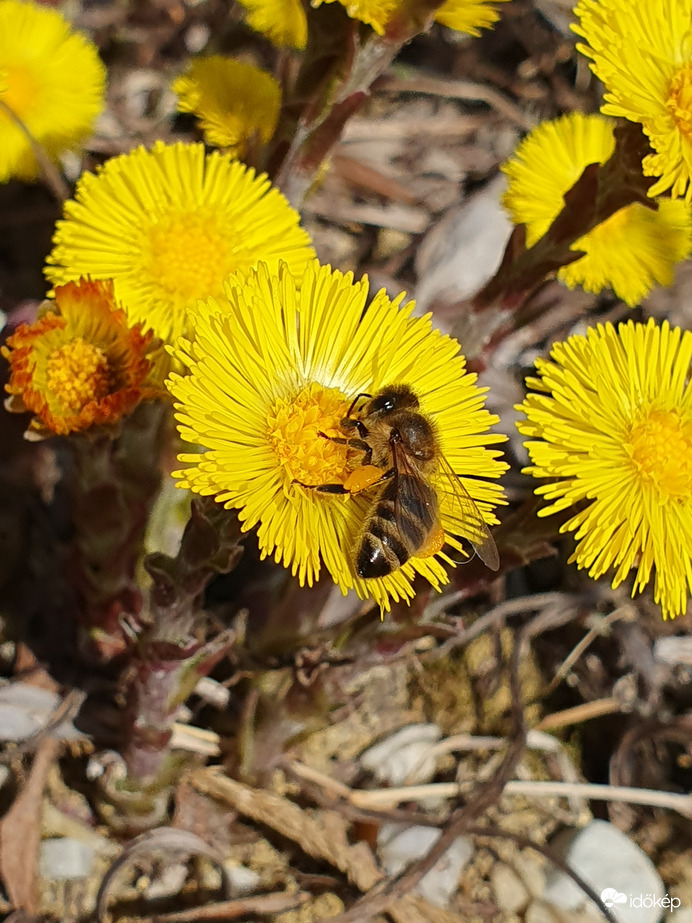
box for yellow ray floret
[574,0,692,201]
[237,0,307,48]
[0,0,105,182]
[167,260,507,612]
[44,141,315,346]
[172,57,281,155]
[502,112,692,306]
[311,0,399,34]
[517,318,692,619]
[434,0,509,36]
[312,0,507,35]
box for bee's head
[368,384,419,417]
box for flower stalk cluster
[66,404,167,659]
[271,0,453,205]
[119,499,242,790]
[2,0,692,838]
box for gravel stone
[40,838,95,882]
[542,820,666,923]
[491,861,530,913]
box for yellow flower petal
[44,142,315,346]
[172,57,280,155]
[516,318,692,619]
[501,112,692,305]
[311,0,399,34]
[167,260,507,611]
[435,0,509,36]
[0,0,105,182]
[573,0,692,201]
[237,0,307,48]
[311,0,507,35]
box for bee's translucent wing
[389,440,443,556]
[435,452,499,571]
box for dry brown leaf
[189,768,465,923]
[0,737,61,913]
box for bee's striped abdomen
[356,475,437,578]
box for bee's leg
[317,432,373,465]
[293,480,351,494]
[294,466,393,496]
[341,417,370,440]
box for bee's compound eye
[369,393,396,414]
[371,387,415,415]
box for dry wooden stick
[286,761,692,817]
[545,604,637,695]
[536,697,624,731]
[141,890,309,922]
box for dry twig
[139,890,309,922]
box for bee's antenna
[346,392,371,417]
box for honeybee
[298,384,499,579]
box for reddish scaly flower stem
[272,0,449,207]
[99,499,242,830]
[463,122,657,364]
[66,401,167,661]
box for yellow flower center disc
[628,408,692,501]
[667,63,692,142]
[46,337,111,412]
[0,62,39,119]
[267,383,353,487]
[144,211,235,305]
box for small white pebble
[543,820,665,923]
[492,862,530,913]
[360,724,442,785]
[40,838,94,882]
[378,825,473,908]
[225,864,261,895]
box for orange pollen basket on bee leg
[343,465,386,493]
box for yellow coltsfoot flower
[240,0,506,41]
[172,57,281,156]
[501,112,692,305]
[167,260,507,611]
[517,318,692,619]
[44,141,315,346]
[3,279,156,438]
[311,0,399,34]
[574,0,692,200]
[312,0,507,36]
[0,0,105,182]
[237,0,307,48]
[434,0,509,36]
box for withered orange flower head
[3,278,156,439]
